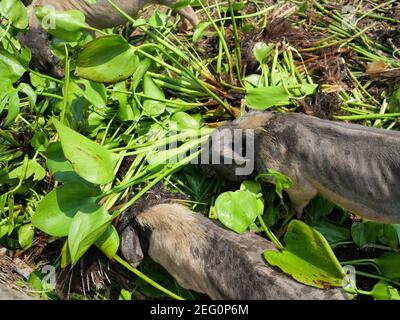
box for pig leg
[285,177,318,217]
[177,6,199,29]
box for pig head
[204,111,400,224]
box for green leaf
[215,190,260,234]
[253,42,273,64]
[18,223,34,249]
[142,74,166,116]
[32,182,102,237]
[17,83,37,108]
[264,220,344,289]
[53,119,119,185]
[3,88,20,125]
[118,289,132,300]
[374,253,400,280]
[31,131,48,152]
[388,85,400,112]
[112,81,137,122]
[149,10,168,29]
[46,142,86,183]
[0,0,28,29]
[311,221,351,244]
[68,205,112,265]
[0,48,26,87]
[95,224,120,260]
[192,21,210,43]
[75,35,139,83]
[35,7,85,41]
[240,180,262,196]
[170,112,201,131]
[77,79,107,108]
[0,158,45,183]
[256,169,292,199]
[246,86,291,110]
[246,84,317,110]
[306,195,335,221]
[370,281,400,300]
[351,221,398,249]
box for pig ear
[120,225,144,267]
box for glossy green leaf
[193,21,210,43]
[264,220,344,289]
[0,0,28,29]
[240,180,262,196]
[143,74,166,116]
[246,86,291,110]
[75,35,139,83]
[351,221,399,249]
[77,79,107,108]
[246,84,317,110]
[18,223,34,249]
[0,48,25,91]
[256,169,292,199]
[170,112,201,131]
[95,224,120,260]
[311,221,351,244]
[0,158,45,183]
[253,42,273,64]
[306,195,335,221]
[370,281,400,300]
[35,7,85,41]
[46,142,86,183]
[374,253,400,280]
[32,182,102,237]
[53,119,119,184]
[68,205,112,265]
[215,190,259,234]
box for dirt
[297,92,341,119]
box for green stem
[356,270,400,287]
[113,255,184,300]
[257,212,284,250]
[334,113,400,120]
[61,45,70,123]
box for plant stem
[257,212,284,250]
[113,255,184,300]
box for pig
[20,0,199,77]
[118,190,347,300]
[202,111,400,224]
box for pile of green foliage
[0,0,400,299]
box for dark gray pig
[119,193,347,300]
[203,111,400,224]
